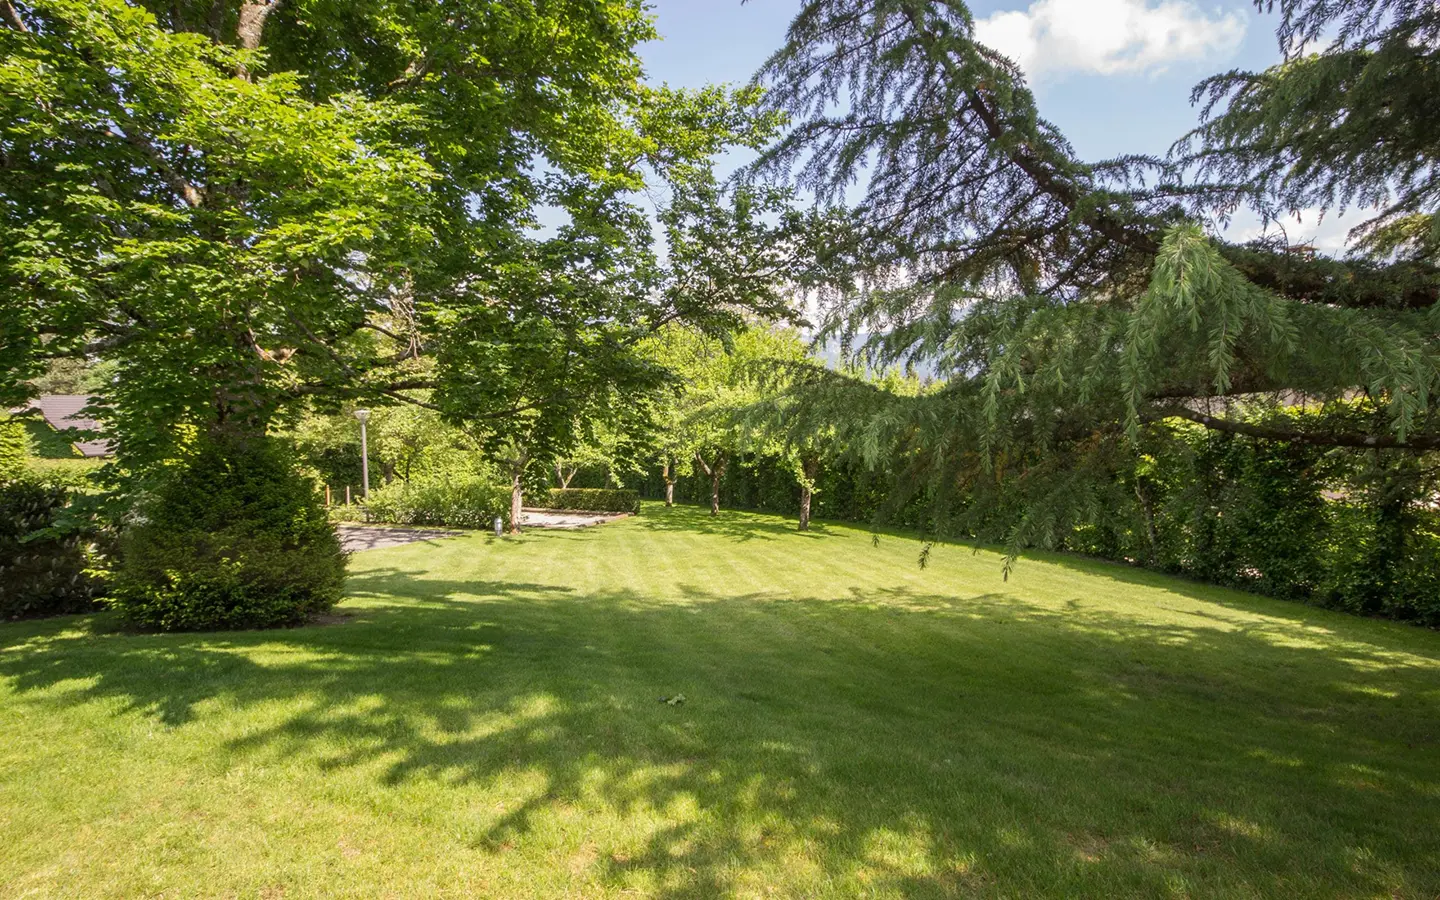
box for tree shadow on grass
[1,570,1438,898]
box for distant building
[28,394,112,458]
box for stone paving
[520,509,632,529]
[337,525,463,552]
[338,511,629,551]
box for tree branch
[2,0,28,33]
[377,387,441,412]
[1151,405,1440,451]
[236,0,280,52]
[896,1,1158,257]
[76,47,207,209]
[1218,242,1440,311]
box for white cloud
[974,0,1247,80]
[1224,208,1361,256]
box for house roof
[30,394,112,458]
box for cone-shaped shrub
[112,437,346,631]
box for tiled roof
[30,394,112,457]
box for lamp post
[354,408,371,500]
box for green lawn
[2,504,1438,898]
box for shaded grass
[1,503,1438,898]
[13,410,80,460]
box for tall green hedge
[537,488,639,514]
[629,455,920,526]
[0,414,30,481]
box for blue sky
[638,1,1356,250]
[640,0,1283,162]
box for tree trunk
[2,0,30,33]
[662,457,675,507]
[695,451,726,516]
[554,462,575,489]
[509,469,523,535]
[1365,493,1412,612]
[235,0,280,79]
[798,455,819,531]
[1135,481,1158,562]
[236,0,279,51]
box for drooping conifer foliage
[752,0,1440,608]
[1182,0,1440,261]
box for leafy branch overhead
[0,0,818,486]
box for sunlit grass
[2,503,1438,898]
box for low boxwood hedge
[363,475,512,529]
[538,488,639,514]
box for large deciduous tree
[1,0,809,489]
[0,0,809,626]
[0,0,719,468]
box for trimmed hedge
[363,475,512,529]
[538,488,640,514]
[0,476,101,620]
[0,415,29,482]
[635,436,1440,627]
[111,438,346,631]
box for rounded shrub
[111,438,346,631]
[0,476,102,620]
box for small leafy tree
[553,414,648,489]
[738,357,924,530]
[643,323,813,516]
[291,401,486,492]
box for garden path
[520,509,631,529]
[337,525,462,552]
